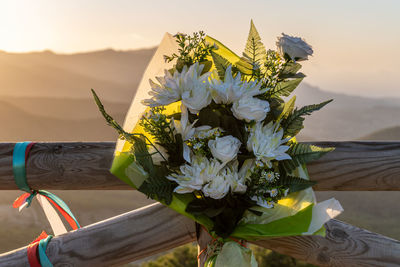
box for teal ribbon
[38,235,54,267]
[39,190,81,229]
[13,142,32,193]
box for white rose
[276,33,313,61]
[231,97,270,122]
[202,174,231,199]
[208,136,241,163]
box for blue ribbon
[38,235,54,267]
[13,142,32,193]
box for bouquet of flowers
[93,21,343,266]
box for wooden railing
[0,142,399,266]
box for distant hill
[0,48,155,101]
[295,84,400,141]
[359,126,400,140]
[1,96,130,120]
[0,99,125,141]
[2,48,400,141]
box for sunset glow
[0,0,399,97]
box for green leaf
[243,20,267,73]
[138,164,176,205]
[278,175,316,193]
[271,77,304,97]
[131,135,154,173]
[235,58,253,75]
[211,51,231,80]
[205,35,240,65]
[220,115,246,143]
[206,35,252,76]
[197,107,221,128]
[282,99,333,137]
[281,143,334,173]
[279,62,302,79]
[200,60,213,74]
[277,96,296,121]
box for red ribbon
[13,193,31,209]
[27,231,49,267]
[44,196,79,230]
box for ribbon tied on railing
[12,142,80,267]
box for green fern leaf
[271,77,304,97]
[281,143,334,173]
[278,175,316,193]
[279,62,302,79]
[139,164,175,205]
[243,20,267,73]
[211,51,231,80]
[282,99,333,137]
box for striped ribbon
[12,142,80,267]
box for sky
[0,0,399,98]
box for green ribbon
[13,142,32,193]
[38,235,54,267]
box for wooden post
[1,141,400,190]
[197,224,212,267]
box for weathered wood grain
[0,203,398,267]
[0,142,126,190]
[308,141,400,191]
[0,203,197,267]
[253,219,400,267]
[197,225,213,267]
[0,141,400,190]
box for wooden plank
[0,142,125,190]
[0,203,399,267]
[0,141,400,190]
[0,203,197,267]
[309,141,400,191]
[253,219,400,267]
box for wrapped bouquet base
[94,22,343,266]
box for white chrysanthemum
[247,122,291,167]
[200,157,231,199]
[209,66,266,104]
[202,174,231,199]
[171,105,197,162]
[142,63,211,109]
[251,196,275,209]
[166,156,211,194]
[202,160,247,199]
[228,161,247,194]
[168,156,248,199]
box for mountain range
[1,48,400,141]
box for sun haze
[0,0,399,97]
